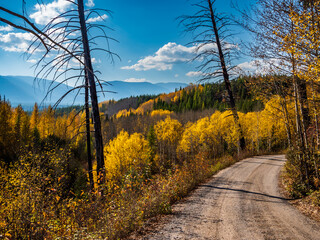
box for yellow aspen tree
[219,110,241,152]
[104,131,151,183]
[154,117,182,168]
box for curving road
[139,155,320,240]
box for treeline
[153,78,263,113]
[99,94,157,118]
[111,78,264,120]
[54,105,83,117]
[100,78,263,121]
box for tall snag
[77,0,105,184]
[179,0,245,150]
[85,74,94,190]
[207,0,245,149]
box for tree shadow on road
[199,185,292,201]
[254,156,285,162]
[241,160,282,167]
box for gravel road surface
[138,155,320,240]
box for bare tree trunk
[297,78,310,149]
[311,81,320,151]
[311,80,320,179]
[293,76,304,147]
[77,0,105,185]
[293,75,310,187]
[207,0,245,150]
[85,75,94,191]
[279,97,292,148]
[273,76,293,148]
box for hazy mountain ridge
[100,81,187,100]
[0,75,82,109]
[0,76,188,108]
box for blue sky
[0,0,255,85]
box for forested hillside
[152,77,263,113]
[102,77,263,121]
[0,90,288,238]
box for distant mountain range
[0,75,188,109]
[101,81,187,100]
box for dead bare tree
[0,1,118,188]
[179,0,246,150]
[85,74,94,190]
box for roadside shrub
[285,149,320,198]
[0,140,89,240]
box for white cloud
[87,14,108,23]
[86,0,95,7]
[174,74,179,78]
[121,42,221,72]
[0,32,37,52]
[121,42,198,71]
[237,61,257,70]
[235,60,271,75]
[27,59,38,64]
[233,58,287,76]
[186,71,205,77]
[123,78,147,83]
[185,59,285,78]
[0,25,13,32]
[30,0,73,25]
[0,32,33,43]
[2,43,29,52]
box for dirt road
[138,155,320,240]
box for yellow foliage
[104,131,151,181]
[55,116,68,139]
[135,99,154,113]
[115,109,131,119]
[172,94,180,103]
[260,96,288,144]
[30,103,39,130]
[242,111,261,150]
[150,109,173,117]
[37,106,55,138]
[0,147,77,239]
[154,117,182,144]
[177,116,218,157]
[219,110,241,149]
